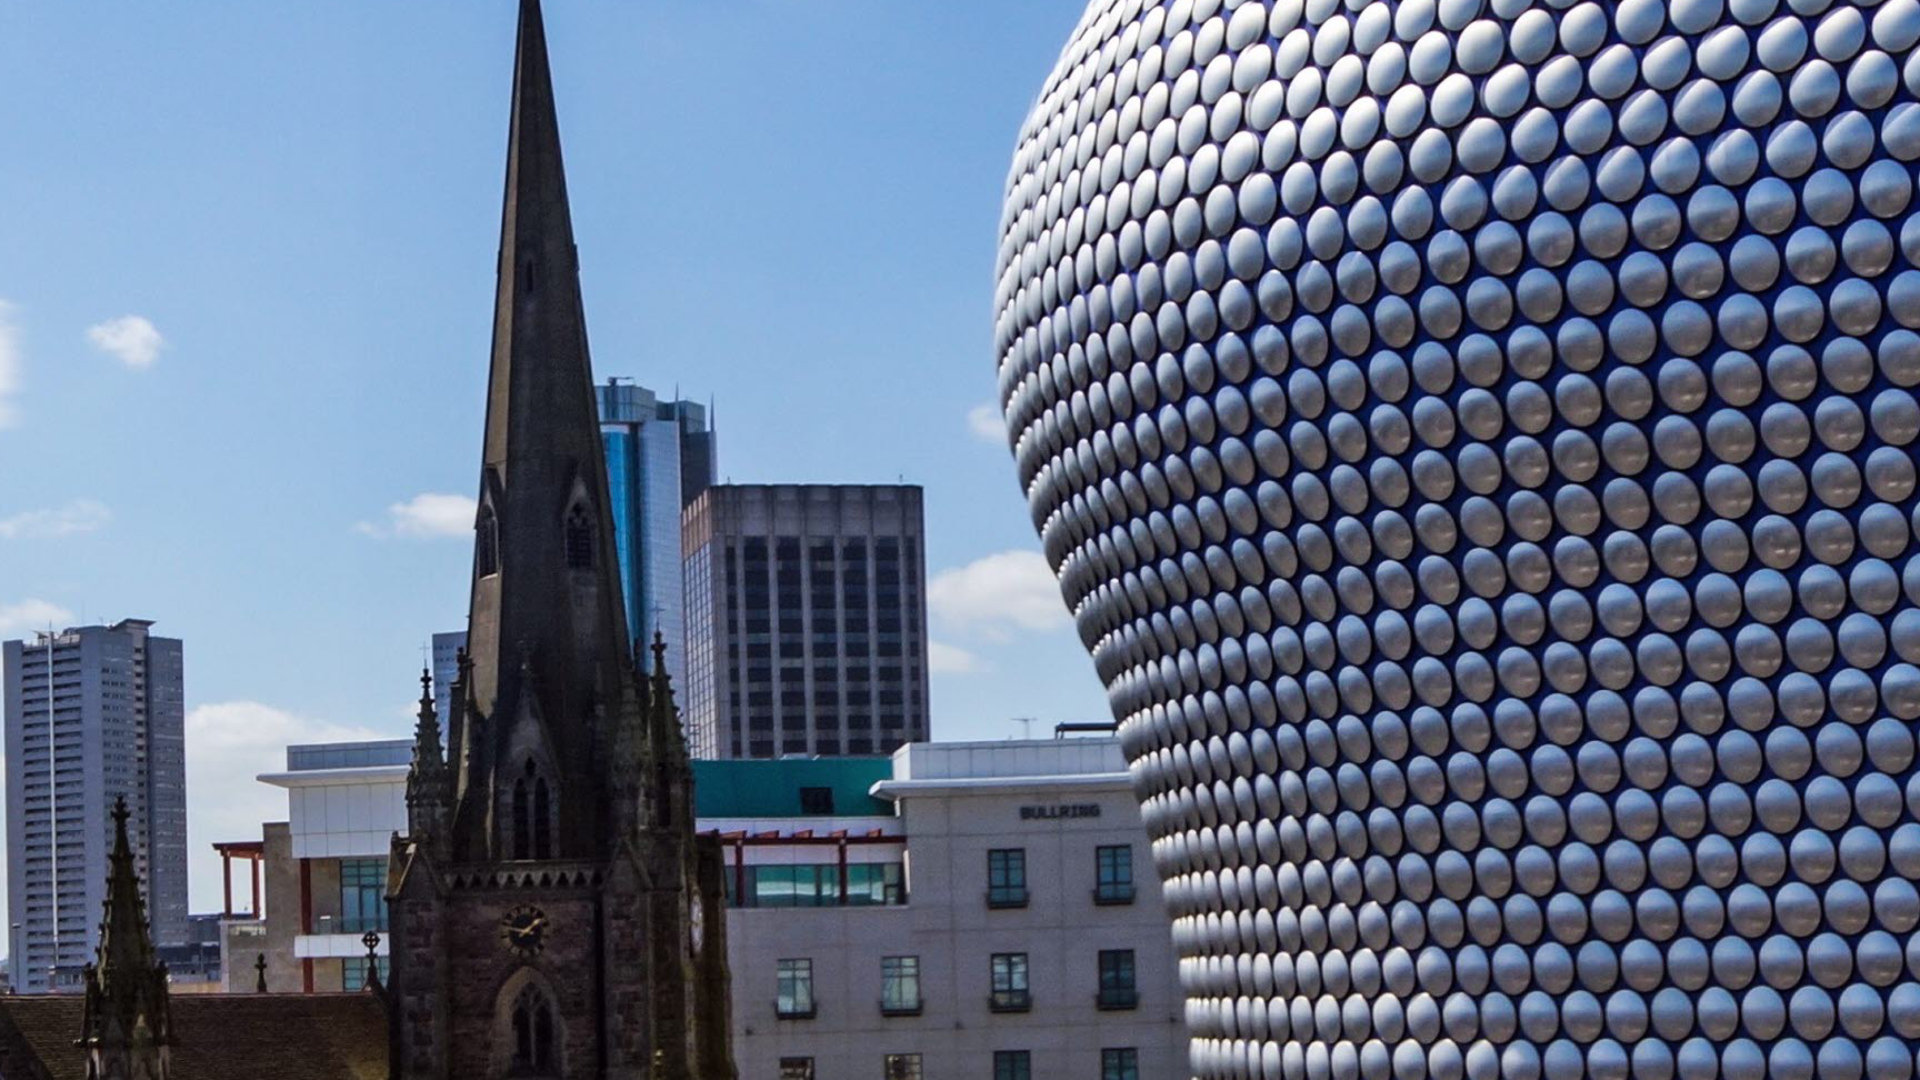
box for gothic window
[512,760,551,861]
[512,773,530,860]
[533,778,552,860]
[511,985,556,1074]
[477,506,500,577]
[564,504,593,570]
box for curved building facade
[993,1,1920,1077]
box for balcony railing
[1093,884,1135,905]
[986,888,1029,910]
[988,989,1032,1013]
[1097,987,1139,1010]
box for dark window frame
[1095,844,1135,905]
[880,955,922,1016]
[987,849,1028,909]
[993,1050,1032,1080]
[776,958,815,1019]
[1101,1048,1139,1080]
[989,953,1030,1012]
[1097,949,1138,1010]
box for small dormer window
[564,504,593,570]
[477,506,500,578]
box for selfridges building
[993,1,1920,1078]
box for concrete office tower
[684,485,929,759]
[3,619,188,992]
[599,378,717,691]
[997,2,1920,1078]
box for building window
[993,1051,1032,1080]
[476,505,499,577]
[533,778,551,857]
[987,849,1028,908]
[737,863,905,908]
[342,956,388,991]
[564,504,594,570]
[1098,950,1138,1010]
[989,953,1030,1012]
[339,859,387,933]
[511,760,551,861]
[798,786,835,814]
[776,959,815,1019]
[779,1060,815,1080]
[881,956,921,1016]
[1095,845,1135,904]
[848,862,906,905]
[512,986,558,1074]
[883,1053,923,1080]
[1101,1048,1139,1080]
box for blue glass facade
[595,379,715,695]
[602,425,645,646]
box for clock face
[500,904,549,957]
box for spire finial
[361,931,383,992]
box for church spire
[79,797,172,1080]
[454,0,637,861]
[406,668,450,845]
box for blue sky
[0,1,1105,914]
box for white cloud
[0,498,111,540]
[967,402,1007,444]
[86,315,164,369]
[356,492,476,539]
[928,549,1068,637]
[0,300,21,428]
[185,701,388,913]
[929,640,985,674]
[0,599,74,638]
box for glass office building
[598,379,714,692]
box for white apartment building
[709,739,1184,1080]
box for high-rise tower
[386,3,734,1077]
[681,484,930,759]
[3,618,188,994]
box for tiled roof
[0,992,388,1080]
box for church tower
[386,3,735,1076]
